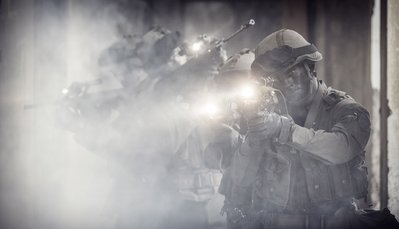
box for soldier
[56,26,229,229]
[208,29,377,228]
[202,48,256,228]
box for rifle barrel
[221,19,255,44]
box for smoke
[0,0,287,227]
[0,0,230,228]
[9,1,144,228]
[1,0,381,228]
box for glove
[247,112,283,141]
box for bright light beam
[240,85,255,99]
[203,102,219,117]
[191,41,203,52]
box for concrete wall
[311,0,376,207]
[388,0,399,216]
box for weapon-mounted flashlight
[191,41,204,53]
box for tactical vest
[233,86,369,211]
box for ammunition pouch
[254,149,367,206]
[172,169,222,202]
[257,150,291,207]
[301,154,368,204]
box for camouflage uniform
[211,29,372,229]
[220,81,370,229]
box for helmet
[97,27,182,88]
[97,26,181,68]
[97,37,140,67]
[135,26,182,68]
[251,29,322,78]
[216,48,255,88]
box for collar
[303,80,328,128]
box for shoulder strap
[323,88,348,108]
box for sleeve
[280,100,371,165]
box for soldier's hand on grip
[247,112,283,141]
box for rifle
[23,77,126,110]
[196,77,288,133]
[177,19,255,59]
[155,19,256,97]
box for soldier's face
[272,63,311,105]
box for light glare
[203,102,218,116]
[191,41,203,52]
[240,85,254,99]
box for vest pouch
[329,163,353,198]
[258,152,291,207]
[302,155,333,203]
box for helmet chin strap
[304,62,318,98]
[286,62,318,107]
[303,62,314,79]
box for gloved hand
[247,112,283,141]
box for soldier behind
[207,29,398,229]
[204,48,256,227]
[56,26,230,229]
